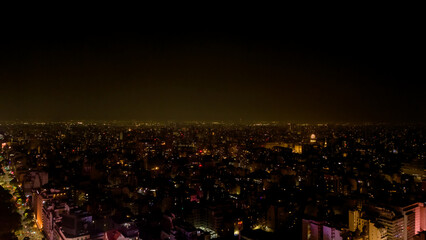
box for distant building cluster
[0,122,425,239]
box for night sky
[0,13,424,123]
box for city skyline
[1,121,425,239]
[1,11,425,239]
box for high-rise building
[32,188,70,237]
[373,203,426,240]
[398,203,426,240]
[302,219,343,240]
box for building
[401,160,426,182]
[110,216,139,240]
[376,213,404,240]
[104,229,137,240]
[264,142,303,154]
[372,203,426,240]
[369,222,387,240]
[33,188,67,231]
[266,203,287,231]
[302,219,343,240]
[348,208,387,240]
[398,203,426,240]
[59,210,92,240]
[19,171,48,196]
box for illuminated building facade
[302,219,343,240]
[349,209,387,240]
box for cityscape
[1,11,425,240]
[0,122,425,239]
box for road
[0,155,45,240]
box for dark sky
[0,12,424,123]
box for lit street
[1,155,44,240]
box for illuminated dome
[310,134,317,143]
